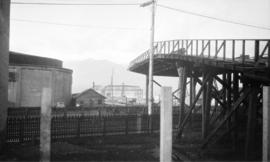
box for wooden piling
[176,65,187,126]
[263,86,270,162]
[232,72,239,150]
[245,86,258,160]
[190,76,196,127]
[202,72,207,139]
[160,87,172,162]
[202,73,212,139]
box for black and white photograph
[0,0,270,161]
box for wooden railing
[129,39,270,69]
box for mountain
[64,58,179,98]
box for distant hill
[64,58,178,98]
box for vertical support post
[254,40,259,62]
[227,73,232,131]
[222,73,227,120]
[232,72,239,150]
[202,73,212,139]
[245,85,258,160]
[190,76,195,127]
[263,86,270,162]
[268,40,270,68]
[0,0,10,150]
[40,88,52,162]
[202,72,207,138]
[176,65,187,126]
[160,87,172,162]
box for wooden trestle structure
[128,39,270,160]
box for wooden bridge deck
[128,39,270,160]
[129,39,270,83]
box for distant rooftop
[9,51,63,68]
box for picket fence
[6,113,180,143]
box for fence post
[103,116,106,136]
[40,88,52,162]
[19,117,24,143]
[137,114,142,134]
[147,115,150,134]
[77,114,82,138]
[160,87,172,162]
[125,115,129,135]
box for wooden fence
[6,113,180,143]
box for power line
[11,18,149,31]
[11,2,141,6]
[158,4,270,31]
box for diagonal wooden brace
[201,87,251,149]
[177,72,211,139]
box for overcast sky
[10,0,270,65]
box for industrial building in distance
[93,84,144,105]
[8,51,73,108]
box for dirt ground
[0,134,160,161]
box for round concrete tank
[8,52,72,107]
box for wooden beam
[201,87,251,149]
[226,73,232,134]
[193,75,227,109]
[202,75,213,139]
[202,73,207,138]
[232,72,239,150]
[214,75,230,90]
[176,64,187,126]
[172,81,190,95]
[263,86,270,161]
[245,86,258,160]
[177,73,210,139]
[190,76,196,128]
[153,79,162,87]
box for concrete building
[8,51,72,107]
[73,88,105,107]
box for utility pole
[141,0,156,116]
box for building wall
[76,92,104,107]
[8,65,72,107]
